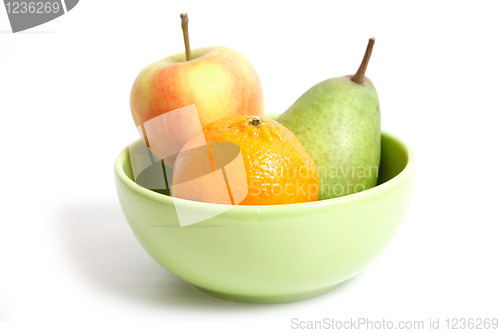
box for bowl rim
[115,123,415,214]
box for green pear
[278,38,380,200]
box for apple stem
[352,38,375,85]
[180,13,191,61]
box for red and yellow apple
[130,46,264,167]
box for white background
[1,0,499,331]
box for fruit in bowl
[279,38,380,200]
[130,14,264,167]
[172,115,319,205]
[114,113,416,303]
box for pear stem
[352,38,375,85]
[180,13,191,61]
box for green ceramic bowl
[114,114,416,303]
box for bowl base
[192,282,343,304]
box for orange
[172,115,319,205]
